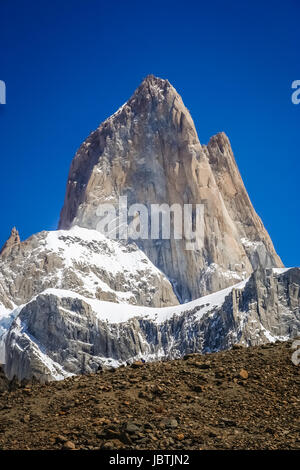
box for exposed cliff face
[58,75,283,301]
[4,267,299,382]
[202,134,282,270]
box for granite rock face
[58,75,283,301]
[4,268,299,382]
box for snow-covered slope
[0,226,178,309]
[4,267,300,382]
[0,226,179,363]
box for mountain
[0,75,298,383]
[4,267,300,381]
[58,75,283,301]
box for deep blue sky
[0,0,299,266]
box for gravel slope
[0,340,299,450]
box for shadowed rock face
[58,75,283,301]
[4,268,299,382]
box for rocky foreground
[0,340,299,450]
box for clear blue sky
[0,0,299,266]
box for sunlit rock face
[58,75,283,301]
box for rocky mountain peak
[112,74,184,130]
[207,131,231,152]
[138,74,171,90]
[0,227,21,257]
[58,77,283,301]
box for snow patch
[41,278,248,325]
[272,268,292,275]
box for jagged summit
[129,74,181,108]
[98,74,180,130]
[140,73,170,87]
[0,227,20,256]
[135,74,173,95]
